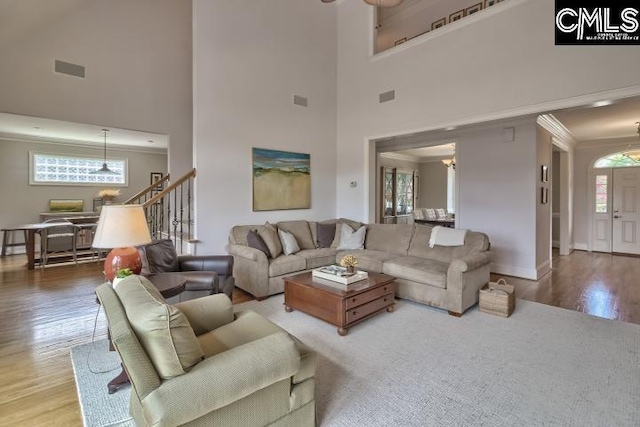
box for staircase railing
[123,173,171,205]
[124,168,197,254]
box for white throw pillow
[336,223,366,250]
[278,229,300,255]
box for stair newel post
[178,182,185,254]
[187,178,192,247]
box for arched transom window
[594,152,640,168]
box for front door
[612,167,640,255]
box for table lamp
[92,204,152,282]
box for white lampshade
[364,0,404,7]
[92,205,152,249]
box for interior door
[612,167,640,255]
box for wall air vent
[379,90,395,103]
[54,60,85,78]
[293,95,308,107]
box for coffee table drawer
[345,293,394,324]
[345,283,394,309]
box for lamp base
[104,246,142,282]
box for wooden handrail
[123,174,171,204]
[143,168,197,208]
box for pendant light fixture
[622,122,640,162]
[91,129,119,175]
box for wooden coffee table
[284,271,396,336]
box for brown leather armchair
[137,239,234,301]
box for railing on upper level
[124,168,197,254]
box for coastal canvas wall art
[252,148,310,211]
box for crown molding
[0,132,167,154]
[369,85,640,145]
[379,151,420,162]
[537,114,576,150]
[575,136,640,151]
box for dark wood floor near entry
[0,249,638,425]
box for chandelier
[321,0,404,7]
[90,129,119,175]
[442,144,456,169]
[622,122,640,162]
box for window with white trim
[595,175,607,213]
[30,152,127,186]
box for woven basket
[479,278,515,317]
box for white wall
[0,0,192,176]
[457,121,539,279]
[418,161,447,209]
[193,0,338,253]
[337,0,640,277]
[0,138,167,235]
[552,151,560,245]
[536,126,552,277]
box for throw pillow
[316,222,336,248]
[258,222,283,258]
[247,229,270,257]
[137,239,180,275]
[114,275,204,379]
[336,223,366,250]
[278,229,301,255]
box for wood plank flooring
[0,250,638,426]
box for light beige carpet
[239,296,640,426]
[72,296,640,426]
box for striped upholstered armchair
[96,276,316,426]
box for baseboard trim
[574,242,588,251]
[536,259,551,279]
[491,263,537,280]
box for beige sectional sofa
[227,219,493,316]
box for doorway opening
[590,152,640,255]
[375,142,456,225]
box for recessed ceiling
[552,97,640,142]
[0,113,168,149]
[396,143,454,159]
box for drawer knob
[352,298,357,302]
[384,286,387,292]
[352,311,357,316]
[384,298,388,302]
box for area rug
[71,297,640,426]
[70,339,134,427]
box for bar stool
[1,228,28,256]
[39,219,79,266]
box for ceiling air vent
[379,90,395,103]
[54,60,85,78]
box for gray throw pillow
[336,223,366,250]
[278,229,301,255]
[247,229,270,257]
[316,223,336,248]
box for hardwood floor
[494,249,640,324]
[0,250,638,426]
